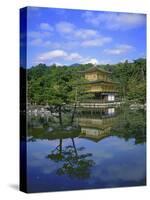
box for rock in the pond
[47,127,53,132]
[64,126,74,131]
[130,103,145,110]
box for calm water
[26,107,146,193]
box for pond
[26,107,146,193]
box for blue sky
[25,7,146,67]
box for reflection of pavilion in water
[78,107,118,142]
[28,107,118,143]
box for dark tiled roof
[82,80,119,85]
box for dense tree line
[103,58,146,103]
[27,58,146,106]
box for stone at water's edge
[130,103,146,110]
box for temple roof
[80,66,111,74]
[82,80,119,85]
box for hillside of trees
[27,58,146,106]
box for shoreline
[26,102,146,115]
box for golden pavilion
[80,66,119,103]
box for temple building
[80,66,119,103]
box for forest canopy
[27,58,146,105]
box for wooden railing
[79,99,120,103]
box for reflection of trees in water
[77,108,146,144]
[27,108,146,145]
[111,109,146,144]
[27,110,78,129]
[47,138,95,179]
[28,114,56,129]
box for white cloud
[28,23,53,47]
[36,48,115,65]
[28,31,41,38]
[82,58,110,65]
[28,31,51,39]
[29,21,112,50]
[82,58,99,65]
[104,44,134,55]
[83,11,145,30]
[30,38,43,46]
[29,38,51,47]
[82,11,100,26]
[39,23,53,31]
[75,29,98,39]
[55,21,112,47]
[105,13,145,30]
[67,53,82,61]
[38,50,67,61]
[81,37,112,47]
[35,49,112,65]
[56,22,98,39]
[37,49,83,62]
[50,41,79,50]
[56,21,75,33]
[28,28,53,47]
